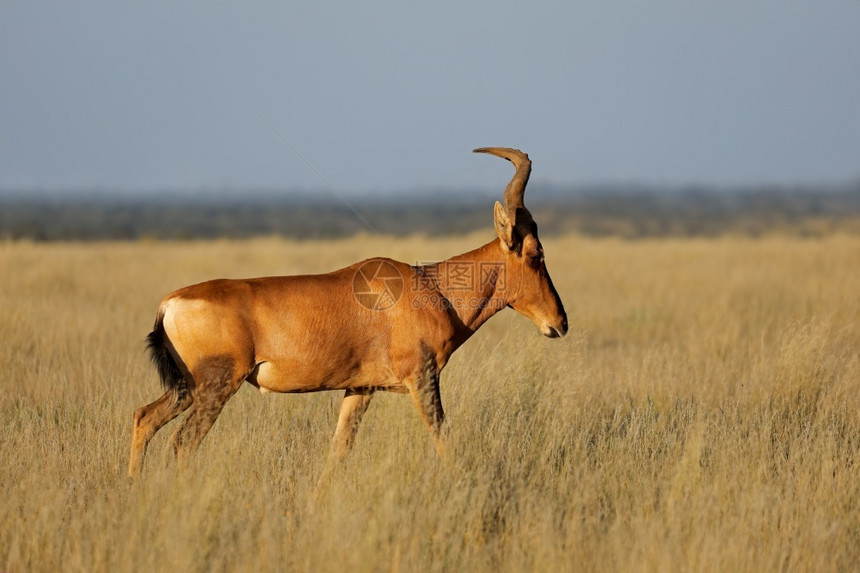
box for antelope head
[474,147,568,338]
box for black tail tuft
[146,315,188,403]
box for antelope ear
[493,201,517,250]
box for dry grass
[1,233,858,572]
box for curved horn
[473,147,531,217]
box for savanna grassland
[1,232,858,572]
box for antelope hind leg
[129,389,193,478]
[169,361,245,467]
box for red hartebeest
[128,147,568,477]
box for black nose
[560,314,568,335]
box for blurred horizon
[2,177,860,202]
[3,179,858,241]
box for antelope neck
[422,239,511,333]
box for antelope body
[129,147,568,477]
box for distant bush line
[1,184,859,240]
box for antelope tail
[145,311,188,404]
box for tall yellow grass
[1,233,858,572]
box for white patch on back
[162,297,211,340]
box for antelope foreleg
[330,388,375,459]
[316,388,376,499]
[406,362,447,457]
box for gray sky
[2,1,859,195]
